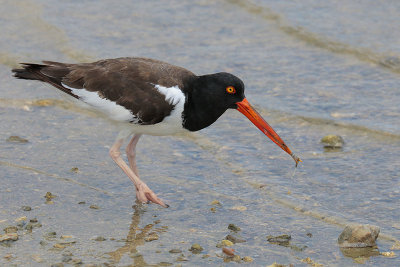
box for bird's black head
[183,72,245,132]
[195,72,245,109]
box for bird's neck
[182,76,227,132]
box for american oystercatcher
[12,57,301,207]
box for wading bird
[13,57,300,207]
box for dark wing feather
[12,57,196,125]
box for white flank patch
[116,84,187,136]
[154,84,183,105]
[61,83,134,122]
[141,84,186,135]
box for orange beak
[236,98,301,166]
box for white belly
[62,83,188,137]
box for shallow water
[1,0,399,266]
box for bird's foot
[136,182,169,208]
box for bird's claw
[136,183,169,208]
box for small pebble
[189,243,203,253]
[231,255,241,262]
[242,256,253,262]
[78,201,86,205]
[228,224,241,232]
[4,253,13,260]
[0,233,18,242]
[95,236,106,241]
[89,205,100,210]
[381,251,396,257]
[222,247,235,256]
[226,234,246,243]
[53,243,66,249]
[15,216,27,222]
[46,232,57,237]
[306,232,313,238]
[210,200,221,205]
[321,134,344,148]
[221,240,234,246]
[267,263,285,267]
[144,233,159,242]
[45,192,56,201]
[267,234,291,246]
[21,206,32,211]
[59,241,76,246]
[62,252,73,256]
[169,249,182,253]
[301,257,323,267]
[176,256,188,262]
[6,136,28,143]
[70,167,79,173]
[50,263,64,267]
[39,240,48,246]
[25,222,42,231]
[3,226,18,234]
[30,218,38,223]
[210,207,217,212]
[231,206,247,211]
[60,235,73,239]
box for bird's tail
[12,63,47,80]
[12,62,79,99]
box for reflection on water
[340,247,380,259]
[107,204,156,266]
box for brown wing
[12,57,196,125]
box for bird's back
[12,57,196,125]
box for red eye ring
[226,86,236,94]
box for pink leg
[125,134,142,176]
[109,137,168,208]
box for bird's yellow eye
[226,86,236,94]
